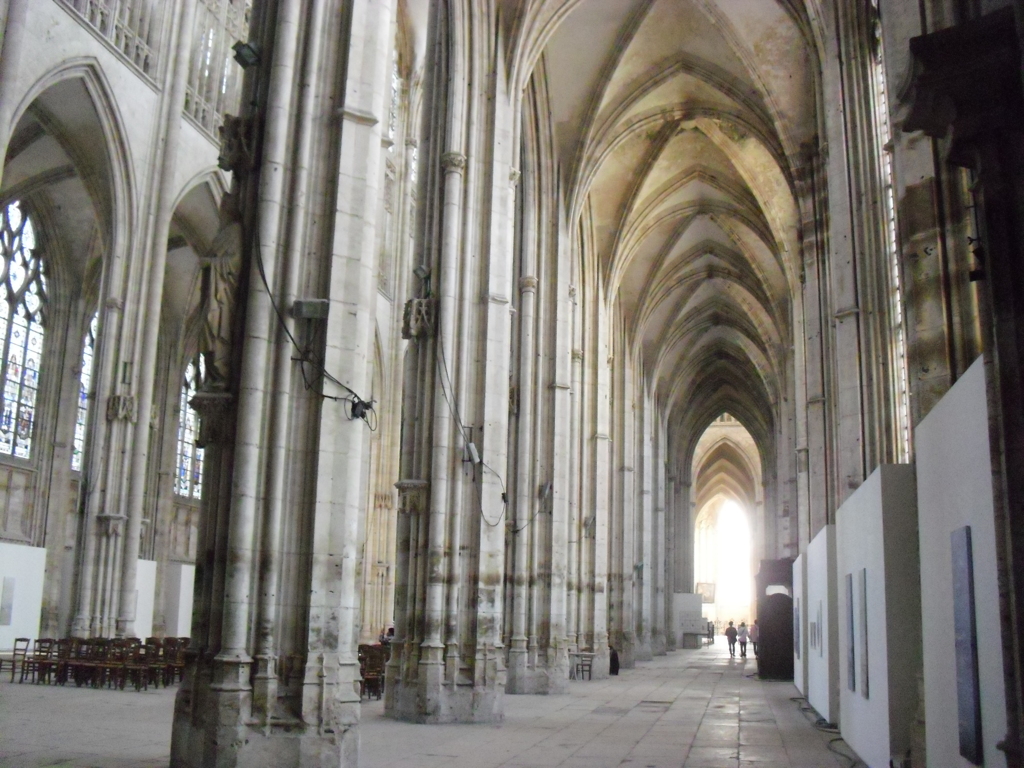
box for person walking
[725,621,738,656]
[749,619,760,657]
[738,622,749,657]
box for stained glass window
[175,356,205,499]
[72,313,98,472]
[0,201,47,460]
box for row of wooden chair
[7,636,189,691]
[358,643,390,700]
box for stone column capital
[441,151,467,172]
[97,513,128,538]
[519,276,538,293]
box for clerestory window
[72,313,98,472]
[175,356,205,499]
[869,3,911,461]
[0,201,47,460]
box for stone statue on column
[198,193,243,391]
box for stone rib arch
[5,60,137,259]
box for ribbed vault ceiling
[512,0,821,451]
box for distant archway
[691,413,762,628]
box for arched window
[175,356,204,499]
[387,57,400,153]
[869,2,911,461]
[72,313,98,472]
[0,201,48,460]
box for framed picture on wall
[846,573,855,692]
[952,526,982,765]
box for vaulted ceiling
[510,0,822,454]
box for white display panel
[916,357,1007,768]
[836,465,919,768]
[806,524,838,724]
[164,562,195,637]
[792,553,807,695]
[673,592,704,646]
[0,542,45,649]
[134,559,157,640]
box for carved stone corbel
[401,298,436,339]
[97,513,127,538]
[190,391,235,447]
[902,7,1022,166]
[217,115,254,175]
[395,479,429,515]
[106,394,136,422]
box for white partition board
[806,525,839,724]
[134,559,157,639]
[673,592,704,646]
[916,357,1007,768]
[0,542,46,649]
[836,465,919,768]
[164,562,195,637]
[792,553,807,695]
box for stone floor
[0,641,861,767]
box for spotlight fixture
[232,41,261,68]
[413,264,431,280]
[350,398,371,420]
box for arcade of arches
[1,1,1023,767]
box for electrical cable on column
[434,319,509,528]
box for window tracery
[0,202,48,461]
[72,313,99,472]
[185,0,252,136]
[59,0,159,78]
[175,355,205,499]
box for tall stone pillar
[904,11,1024,761]
[171,0,396,763]
[386,0,516,721]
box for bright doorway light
[715,500,751,621]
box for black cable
[790,694,863,768]
[434,331,472,444]
[509,506,545,534]
[250,219,377,429]
[235,33,374,430]
[827,736,865,768]
[432,328,510,528]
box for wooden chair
[575,652,593,681]
[70,638,107,687]
[163,638,186,686]
[144,637,164,688]
[358,644,388,700]
[36,638,70,684]
[5,637,28,682]
[96,639,127,689]
[53,638,77,685]
[20,639,56,683]
[123,641,150,691]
